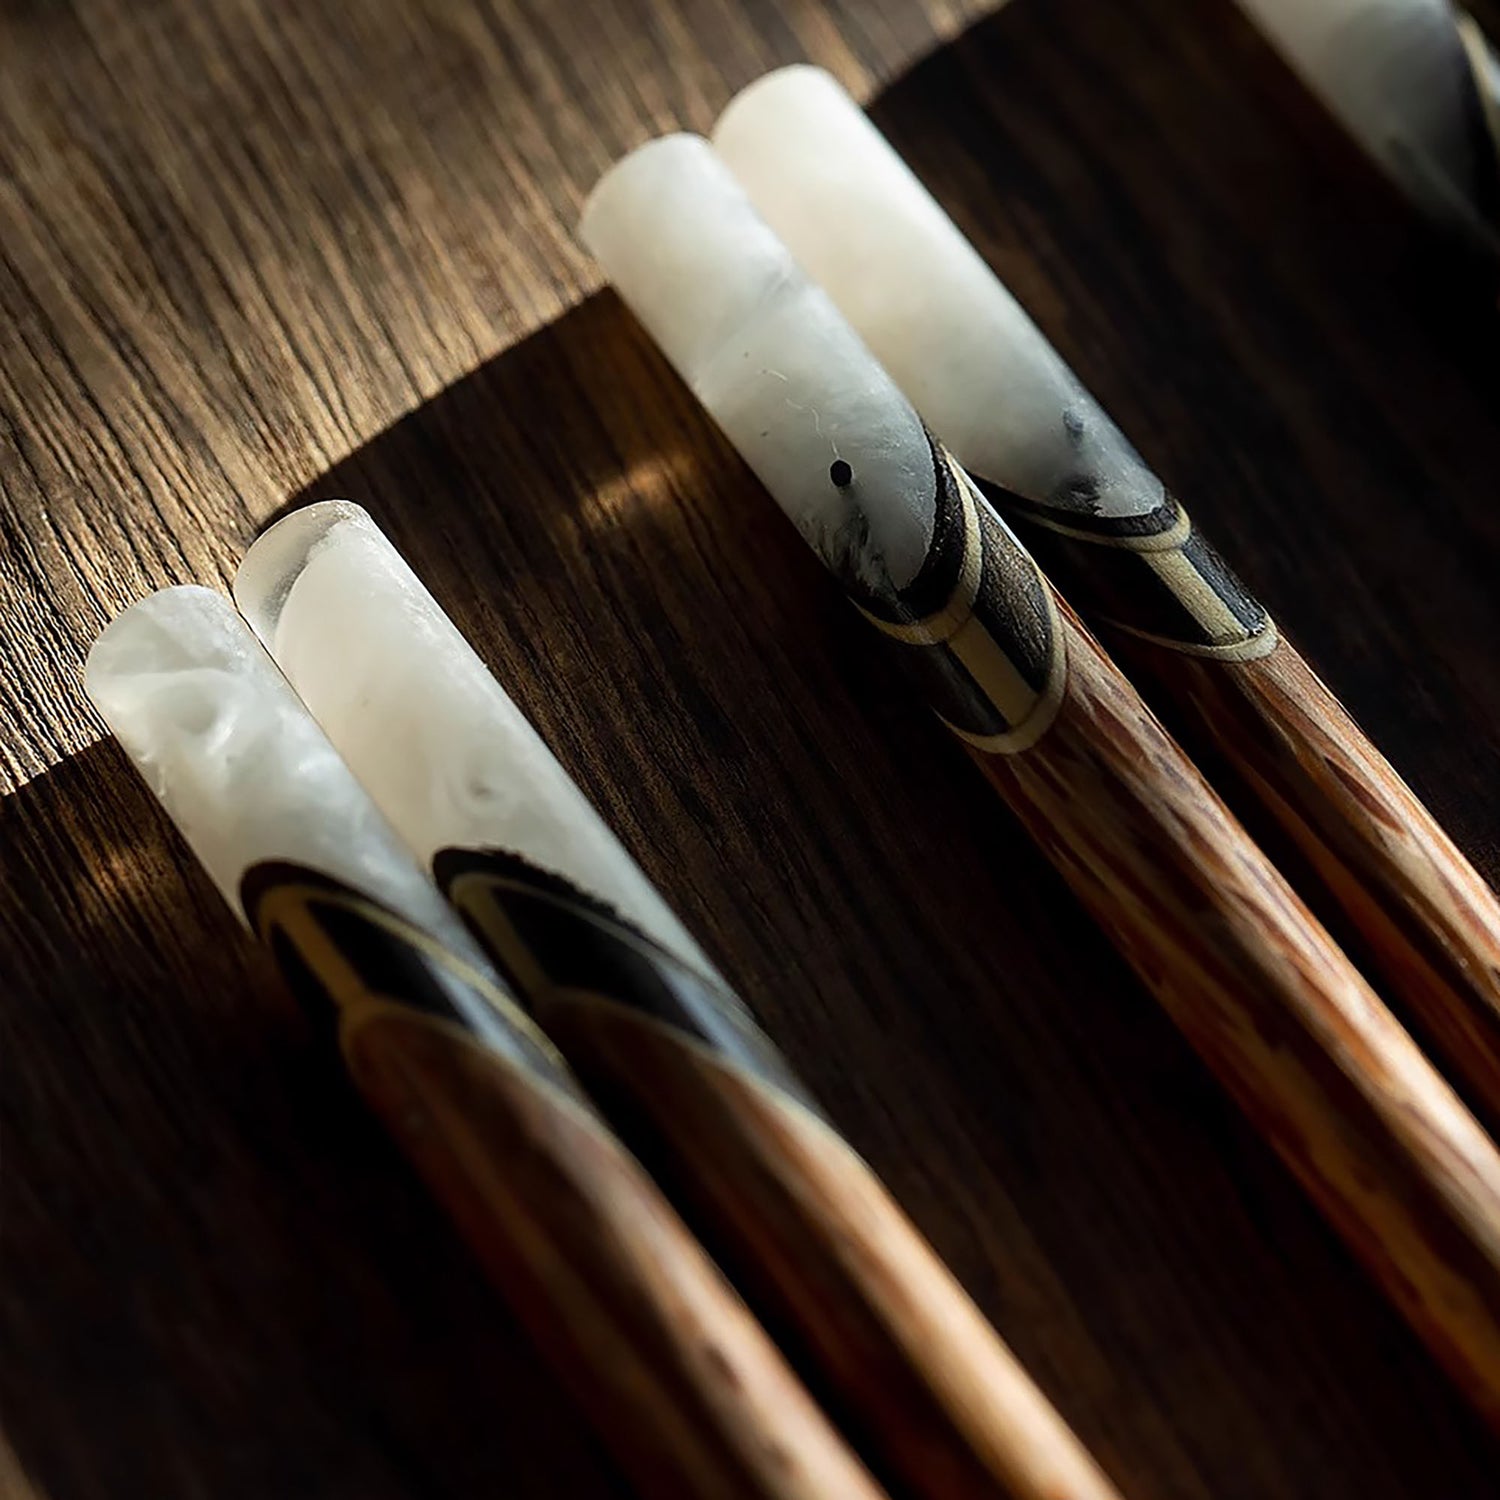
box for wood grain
[5,0,1500,1497]
[441,848,1123,1500]
[340,1005,886,1500]
[1109,632,1500,1127]
[979,602,1500,1427]
[240,859,886,1499]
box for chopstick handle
[1108,630,1500,1121]
[240,863,887,1500]
[433,848,1124,1500]
[853,446,1500,1422]
[977,475,1500,1128]
[977,604,1500,1427]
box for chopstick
[232,499,1129,1500]
[709,65,1500,1130]
[84,586,888,1500]
[578,132,1500,1430]
[1114,637,1500,1108]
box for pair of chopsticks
[697,65,1500,1111]
[577,62,1500,1449]
[87,581,886,1500]
[89,510,1122,1497]
[88,60,1500,1500]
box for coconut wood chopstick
[578,133,1500,1430]
[709,66,1500,1127]
[84,586,889,1500]
[232,499,1128,1500]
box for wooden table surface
[5,0,1500,1495]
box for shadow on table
[270,278,1494,1497]
[862,0,1500,885]
[9,1,1500,1497]
[0,741,626,1499]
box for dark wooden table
[5,0,1500,1494]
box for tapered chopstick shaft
[235,500,1129,1500]
[980,603,1500,1423]
[710,64,1500,1129]
[1113,632,1500,1109]
[85,587,888,1500]
[580,132,1500,1428]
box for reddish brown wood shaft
[979,603,1500,1429]
[530,993,1126,1500]
[1109,631,1500,1123]
[340,1002,889,1500]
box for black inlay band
[434,847,821,1114]
[855,427,971,627]
[973,475,1272,656]
[973,498,1054,693]
[996,488,1183,542]
[845,434,1064,748]
[241,860,575,1093]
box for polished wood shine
[536,994,1124,1500]
[6,0,1500,1497]
[241,859,886,1499]
[1109,631,1500,1127]
[341,1005,887,1500]
[979,602,1500,1426]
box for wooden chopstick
[708,62,1500,1140]
[851,446,1500,1428]
[86,585,890,1500]
[235,498,1131,1500]
[579,135,1500,1428]
[1097,616,1500,1121]
[976,593,1500,1427]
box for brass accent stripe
[947,613,1045,728]
[854,467,983,646]
[444,870,555,998]
[946,578,1068,754]
[1005,501,1193,553]
[1141,546,1255,648]
[975,472,1271,658]
[1104,616,1279,662]
[252,878,567,1069]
